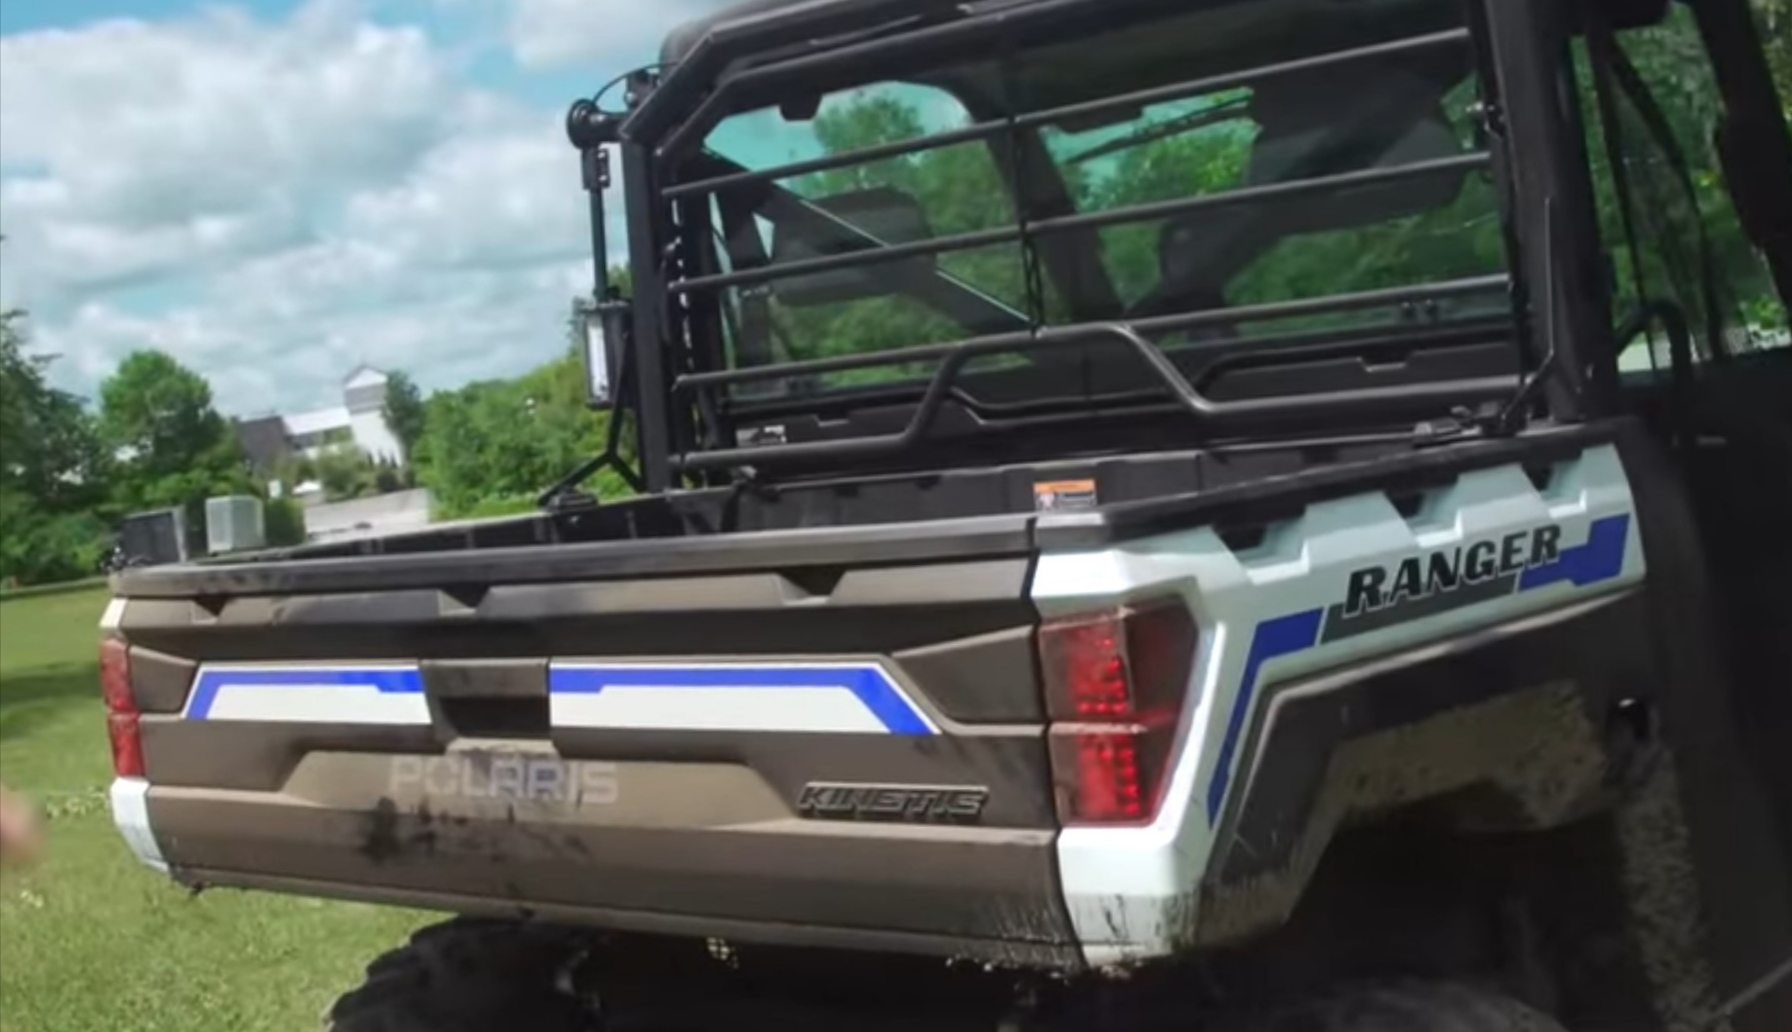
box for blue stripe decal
[1205,514,1633,823]
[549,664,936,736]
[1205,609,1324,823]
[1518,514,1630,592]
[187,667,423,721]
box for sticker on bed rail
[547,661,938,736]
[185,665,430,725]
[1034,478,1099,512]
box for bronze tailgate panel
[121,558,1076,956]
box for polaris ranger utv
[99,0,1792,1028]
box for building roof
[282,406,352,438]
[344,365,388,390]
[234,415,294,473]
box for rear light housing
[1039,598,1199,827]
[99,638,145,778]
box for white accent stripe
[185,664,430,725]
[548,660,939,735]
[99,597,127,632]
[109,777,168,874]
[551,685,890,734]
[197,685,433,725]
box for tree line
[0,305,624,587]
[392,336,630,523]
[1,314,263,586]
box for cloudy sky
[0,0,735,418]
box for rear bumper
[137,785,1083,968]
[109,778,168,874]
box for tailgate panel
[146,776,1061,942]
[117,556,1074,957]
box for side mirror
[574,297,628,409]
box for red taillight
[1040,599,1198,827]
[99,638,145,778]
[107,711,145,778]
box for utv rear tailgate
[108,536,1078,964]
[107,429,1622,964]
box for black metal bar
[1045,151,1490,237]
[689,146,1033,332]
[671,152,1490,297]
[722,315,1516,423]
[672,318,1518,473]
[664,122,1003,201]
[658,25,1472,181]
[619,139,675,491]
[1477,0,1614,421]
[675,181,730,462]
[676,274,1511,391]
[1133,273,1511,337]
[583,148,613,299]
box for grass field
[0,588,425,1032]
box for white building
[236,365,406,473]
[283,366,405,464]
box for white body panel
[109,777,168,873]
[1032,445,1646,966]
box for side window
[1576,7,1790,385]
[1037,67,1507,340]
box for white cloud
[35,257,593,419]
[343,112,592,271]
[0,0,623,416]
[503,0,715,71]
[0,1,460,303]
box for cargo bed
[104,427,1616,966]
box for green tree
[264,495,307,547]
[1576,4,1790,349]
[1,309,109,514]
[413,344,629,520]
[0,306,112,584]
[382,370,427,465]
[1754,0,1791,113]
[313,444,382,502]
[99,350,250,541]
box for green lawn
[0,588,425,1032]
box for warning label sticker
[1033,479,1099,512]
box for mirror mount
[566,97,633,410]
[575,295,631,410]
[543,293,643,511]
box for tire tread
[322,918,594,1032]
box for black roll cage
[563,0,1667,496]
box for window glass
[1575,6,1789,383]
[692,0,1511,402]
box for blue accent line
[187,667,423,721]
[1205,609,1324,823]
[1518,514,1631,591]
[549,664,935,736]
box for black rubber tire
[322,918,598,1032]
[1213,981,1569,1032]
